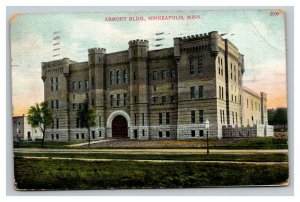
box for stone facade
[41,31,273,141]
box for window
[92,77,94,86]
[166,112,170,124]
[134,114,137,126]
[133,71,137,80]
[161,70,167,79]
[99,116,101,127]
[116,70,120,84]
[51,134,54,140]
[79,103,82,110]
[200,130,204,137]
[231,64,233,79]
[190,57,195,75]
[85,80,89,89]
[220,110,223,124]
[56,134,59,140]
[152,71,157,80]
[232,112,235,124]
[56,100,59,109]
[159,113,163,125]
[199,86,204,98]
[134,96,137,103]
[72,82,76,90]
[73,104,76,109]
[142,130,145,136]
[124,93,127,106]
[190,86,195,99]
[198,56,203,74]
[159,131,163,138]
[222,87,224,99]
[235,112,238,125]
[191,130,195,137]
[199,110,204,123]
[76,118,79,128]
[170,95,175,103]
[110,95,113,107]
[51,100,54,109]
[56,118,59,129]
[142,113,145,126]
[76,134,79,139]
[123,69,127,83]
[171,84,175,90]
[223,111,225,124]
[79,81,83,89]
[92,131,95,139]
[170,69,176,78]
[110,71,114,85]
[166,131,170,137]
[191,111,195,123]
[153,97,157,103]
[81,133,84,139]
[153,86,156,91]
[162,96,166,104]
[117,94,120,107]
[99,131,102,137]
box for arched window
[116,70,120,84]
[110,71,114,85]
[123,69,127,83]
[198,56,203,74]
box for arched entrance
[112,115,128,139]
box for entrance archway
[112,115,128,139]
[106,110,131,139]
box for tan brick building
[41,31,273,141]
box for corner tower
[128,39,149,139]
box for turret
[128,39,149,60]
[209,31,219,57]
[88,48,106,66]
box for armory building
[41,31,274,141]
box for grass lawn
[14,152,288,162]
[14,137,288,149]
[14,157,289,190]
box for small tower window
[110,71,114,85]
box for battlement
[179,31,219,42]
[128,39,149,47]
[88,48,106,54]
[42,58,77,68]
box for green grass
[224,137,288,149]
[14,152,288,162]
[14,158,289,190]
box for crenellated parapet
[128,39,149,47]
[88,47,106,55]
[173,31,220,57]
[88,48,106,65]
[41,58,77,80]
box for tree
[273,108,288,129]
[77,101,97,147]
[27,102,53,147]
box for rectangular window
[199,110,204,123]
[170,95,175,103]
[199,86,204,98]
[191,130,195,137]
[170,69,176,78]
[153,96,157,103]
[142,113,145,126]
[81,133,84,139]
[99,116,101,127]
[153,86,156,91]
[190,86,195,99]
[56,100,59,109]
[232,112,235,124]
[223,111,225,124]
[110,95,113,107]
[51,86,54,91]
[56,118,59,129]
[162,96,166,104]
[73,103,76,109]
[152,71,157,80]
[124,93,127,106]
[199,130,204,137]
[78,81,82,89]
[76,134,79,139]
[134,96,137,103]
[134,113,137,126]
[134,130,138,139]
[76,118,79,128]
[236,112,238,125]
[79,103,82,110]
[99,131,102,137]
[134,71,137,80]
[220,110,223,124]
[123,69,127,83]
[51,134,54,140]
[92,131,95,139]
[159,113,163,125]
[222,87,224,99]
[219,86,221,99]
[51,100,54,109]
[166,131,170,138]
[166,112,170,125]
[158,131,163,138]
[142,130,145,136]
[85,80,89,89]
[191,111,195,123]
[190,58,195,75]
[161,70,167,79]
[117,94,120,107]
[56,134,59,140]
[198,56,203,74]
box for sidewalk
[67,139,114,147]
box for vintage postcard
[11,9,288,190]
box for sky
[10,9,287,116]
